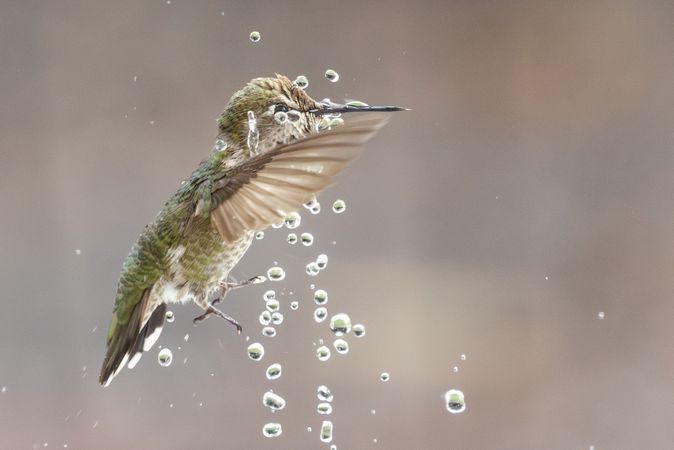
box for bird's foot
[219,275,266,294]
[193,304,242,334]
[192,275,265,331]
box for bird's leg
[193,304,242,333]
[192,275,266,328]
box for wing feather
[211,114,390,243]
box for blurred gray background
[1,1,673,449]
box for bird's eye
[274,104,289,113]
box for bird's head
[217,74,405,155]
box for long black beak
[309,102,408,116]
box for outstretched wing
[210,114,390,243]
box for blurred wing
[210,114,390,243]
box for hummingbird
[99,74,405,386]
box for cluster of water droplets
[306,253,328,276]
[254,198,373,446]
[315,385,334,443]
[442,352,467,414]
[303,195,322,215]
[255,285,296,437]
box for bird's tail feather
[99,289,166,386]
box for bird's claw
[192,304,242,333]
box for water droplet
[262,326,276,337]
[353,323,366,337]
[314,289,328,305]
[597,311,605,320]
[306,261,320,276]
[74,249,82,255]
[267,266,286,281]
[444,389,466,414]
[332,199,346,213]
[294,75,309,89]
[324,69,339,83]
[329,117,344,128]
[287,233,298,245]
[274,111,288,124]
[249,31,261,43]
[271,311,284,325]
[158,348,173,367]
[290,301,299,310]
[380,372,390,382]
[316,345,331,361]
[246,110,259,152]
[329,313,352,336]
[266,363,282,380]
[213,139,227,152]
[263,391,286,411]
[310,203,321,214]
[255,231,265,240]
[452,366,459,373]
[307,427,312,432]
[333,339,349,354]
[317,385,333,402]
[259,310,272,326]
[331,445,337,450]
[247,342,264,361]
[264,290,276,301]
[265,299,280,312]
[165,310,175,323]
[346,100,369,107]
[300,232,314,246]
[371,409,376,415]
[460,353,466,361]
[320,420,334,443]
[317,402,333,415]
[303,196,318,210]
[314,307,328,323]
[316,254,328,269]
[262,423,282,438]
[272,220,284,229]
[317,116,331,131]
[1,386,6,393]
[283,211,301,229]
[183,334,189,342]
